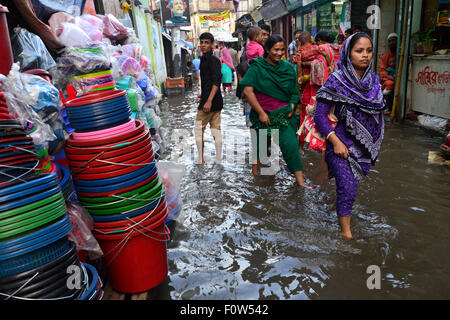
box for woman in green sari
[240,35,315,189]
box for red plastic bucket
[94,209,169,293]
[0,5,13,77]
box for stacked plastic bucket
[64,89,169,294]
[0,104,101,300]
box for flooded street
[156,86,449,300]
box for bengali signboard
[199,10,230,23]
[411,56,450,119]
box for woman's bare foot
[294,171,317,189]
[340,231,354,240]
[299,183,318,190]
[338,216,353,240]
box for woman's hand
[333,140,349,159]
[258,112,270,126]
[329,134,349,159]
[286,104,294,118]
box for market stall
[0,1,184,300]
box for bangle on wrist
[326,131,335,140]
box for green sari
[239,57,299,132]
[239,57,303,173]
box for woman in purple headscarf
[314,33,385,240]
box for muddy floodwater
[152,86,449,300]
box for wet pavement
[154,86,449,300]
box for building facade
[189,0,236,44]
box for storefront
[294,0,350,37]
[234,13,254,43]
[409,0,450,119]
[284,0,303,35]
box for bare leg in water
[338,216,353,240]
[294,171,317,189]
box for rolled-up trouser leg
[327,153,358,217]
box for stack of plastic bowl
[64,90,169,294]
[0,107,102,300]
[78,262,103,300]
[0,119,39,184]
[55,162,75,201]
[64,89,130,133]
[0,93,13,120]
[0,172,91,300]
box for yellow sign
[199,10,230,23]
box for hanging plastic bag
[156,161,186,222]
[10,28,57,72]
[67,201,103,260]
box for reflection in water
[156,87,449,300]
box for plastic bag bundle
[56,22,91,47]
[136,73,158,102]
[121,44,142,61]
[120,56,142,77]
[54,42,112,91]
[11,28,57,72]
[57,42,111,75]
[48,12,74,35]
[99,14,129,41]
[18,73,68,155]
[73,15,103,42]
[0,64,59,152]
[67,201,103,260]
[418,115,448,133]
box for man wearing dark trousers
[195,32,223,164]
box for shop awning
[295,0,336,14]
[284,0,303,12]
[259,0,288,21]
[235,13,254,33]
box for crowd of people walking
[192,25,387,240]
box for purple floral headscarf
[317,32,385,110]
